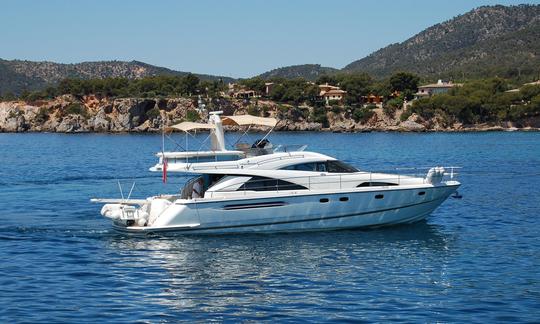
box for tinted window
[316,162,327,172]
[281,160,357,173]
[238,176,307,191]
[327,160,358,173]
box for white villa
[415,80,462,99]
[319,83,347,104]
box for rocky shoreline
[1,95,538,133]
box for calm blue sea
[0,132,539,322]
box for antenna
[197,95,206,113]
[127,181,136,200]
[117,180,125,201]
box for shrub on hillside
[310,106,329,127]
[185,109,199,122]
[400,109,413,122]
[35,107,50,123]
[63,103,89,119]
[247,105,259,116]
[352,107,374,123]
[146,107,161,120]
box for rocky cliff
[0,96,538,133]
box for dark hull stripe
[223,201,287,210]
[115,196,447,234]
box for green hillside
[257,64,339,81]
[343,4,540,80]
[0,59,234,95]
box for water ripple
[1,132,539,322]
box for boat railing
[394,166,462,179]
[235,144,307,157]
[187,153,307,171]
[159,144,307,166]
[210,167,461,195]
[255,154,306,166]
[190,163,243,171]
[273,144,308,153]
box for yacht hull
[113,184,459,235]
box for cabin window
[281,162,319,172]
[326,161,358,173]
[237,176,307,191]
[280,160,358,173]
[357,182,397,187]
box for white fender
[101,204,124,220]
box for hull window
[418,191,426,196]
[339,197,349,202]
[320,198,329,203]
[375,194,384,199]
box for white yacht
[92,112,460,234]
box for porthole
[339,197,349,202]
[320,198,329,203]
[418,191,426,196]
[375,194,384,199]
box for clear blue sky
[0,0,537,78]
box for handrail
[273,144,308,153]
[190,164,242,171]
[180,153,308,171]
[256,154,305,166]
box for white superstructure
[92,113,460,234]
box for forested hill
[257,64,339,81]
[343,4,540,79]
[2,4,539,94]
[0,59,234,95]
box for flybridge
[152,112,290,172]
[163,112,278,151]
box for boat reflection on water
[104,222,456,315]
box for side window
[295,163,317,171]
[280,165,296,171]
[276,179,306,190]
[281,161,358,173]
[238,177,307,191]
[327,160,358,173]
[316,162,327,172]
[280,163,317,171]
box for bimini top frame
[163,112,278,153]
